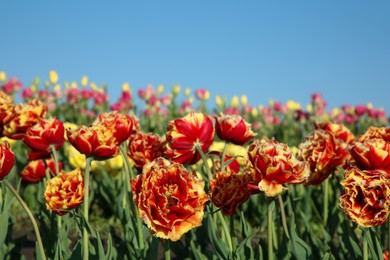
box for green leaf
[190,240,209,260]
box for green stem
[195,144,212,182]
[4,180,46,260]
[217,211,233,254]
[50,145,60,176]
[220,142,228,172]
[267,199,275,260]
[163,240,171,260]
[363,229,368,260]
[323,177,329,225]
[119,144,144,250]
[278,194,290,239]
[119,145,133,191]
[83,157,93,260]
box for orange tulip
[165,112,214,165]
[67,124,119,160]
[214,113,256,145]
[359,126,390,143]
[350,138,390,170]
[0,141,15,181]
[339,166,390,227]
[248,138,309,197]
[44,168,84,216]
[23,117,65,161]
[21,159,62,183]
[2,100,47,140]
[209,169,254,215]
[315,122,355,145]
[297,129,350,185]
[127,131,164,171]
[131,157,209,241]
[93,111,139,144]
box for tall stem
[195,144,212,182]
[323,178,329,224]
[217,211,233,254]
[83,157,93,260]
[220,142,228,172]
[278,194,290,239]
[119,144,144,250]
[50,145,60,176]
[363,229,368,260]
[163,240,171,260]
[4,180,46,260]
[267,199,275,260]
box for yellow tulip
[240,95,248,106]
[67,145,86,169]
[204,90,210,100]
[49,70,59,84]
[184,88,191,96]
[81,76,88,87]
[215,95,224,108]
[122,82,131,92]
[157,84,164,95]
[0,71,6,81]
[306,104,313,113]
[230,96,239,108]
[172,85,181,95]
[251,107,258,117]
[70,81,78,89]
[286,100,301,111]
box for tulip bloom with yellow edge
[248,138,310,197]
[165,112,214,165]
[131,157,209,241]
[44,168,84,216]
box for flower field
[0,70,389,260]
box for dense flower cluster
[339,126,390,227]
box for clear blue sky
[2,1,390,113]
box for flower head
[44,168,84,216]
[350,138,390,170]
[2,100,47,139]
[209,170,254,215]
[214,113,256,145]
[165,112,214,165]
[66,124,119,160]
[297,129,350,185]
[21,159,62,183]
[127,131,164,171]
[359,126,390,143]
[248,138,310,197]
[93,111,138,144]
[131,157,209,241]
[0,141,15,181]
[23,117,65,161]
[339,167,390,227]
[315,122,355,145]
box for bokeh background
[2,1,390,112]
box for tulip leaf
[206,213,229,259]
[190,240,209,260]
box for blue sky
[2,1,390,113]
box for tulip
[23,117,65,161]
[165,112,214,165]
[44,168,84,216]
[214,113,256,145]
[248,138,310,197]
[131,157,209,241]
[0,141,15,181]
